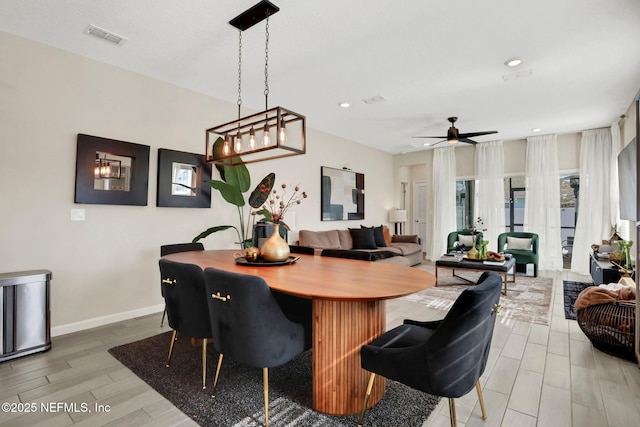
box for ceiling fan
[413,117,498,146]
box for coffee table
[435,255,516,295]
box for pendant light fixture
[206,0,306,165]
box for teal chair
[447,230,483,253]
[497,232,539,277]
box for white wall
[0,31,394,334]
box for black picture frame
[74,134,150,205]
[321,166,365,221]
[157,148,212,208]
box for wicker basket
[576,301,636,361]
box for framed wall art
[321,166,364,221]
[74,134,150,205]
[157,148,212,208]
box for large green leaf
[192,225,235,242]
[248,173,276,208]
[223,162,251,192]
[255,208,272,221]
[212,137,226,180]
[209,180,245,207]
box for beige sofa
[297,227,423,266]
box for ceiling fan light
[447,126,458,143]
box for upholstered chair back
[418,271,501,397]
[160,242,204,256]
[203,267,309,368]
[159,259,212,339]
[361,271,501,398]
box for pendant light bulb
[223,134,231,155]
[249,127,256,150]
[279,118,287,143]
[234,130,243,153]
[262,123,270,147]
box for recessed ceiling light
[338,102,351,108]
[532,128,542,132]
[504,57,523,67]
[423,142,430,146]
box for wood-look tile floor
[0,269,638,427]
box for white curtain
[430,147,457,260]
[525,134,563,272]
[571,128,614,274]
[474,140,506,249]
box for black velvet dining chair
[158,258,212,390]
[203,267,312,427]
[159,242,204,326]
[358,271,503,427]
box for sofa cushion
[390,242,420,256]
[299,229,341,249]
[349,228,377,249]
[337,229,353,250]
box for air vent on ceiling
[502,69,533,82]
[362,95,387,104]
[85,25,127,46]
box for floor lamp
[389,209,407,235]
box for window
[560,175,579,268]
[455,180,475,230]
[504,176,526,232]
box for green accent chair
[497,232,539,277]
[447,230,483,253]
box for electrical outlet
[71,209,86,221]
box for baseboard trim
[51,304,164,337]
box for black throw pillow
[349,228,377,249]
[361,225,387,247]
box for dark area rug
[108,331,440,426]
[563,280,594,319]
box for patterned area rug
[562,280,594,320]
[109,331,440,426]
[402,263,553,325]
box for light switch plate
[71,208,86,221]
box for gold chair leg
[448,398,457,427]
[165,330,177,367]
[201,339,207,390]
[211,354,224,398]
[476,380,487,420]
[357,373,376,426]
[160,305,167,327]
[263,368,269,427]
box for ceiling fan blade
[458,137,478,145]
[458,130,498,138]
[430,140,447,147]
[411,135,447,139]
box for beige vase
[260,223,290,262]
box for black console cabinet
[589,253,629,285]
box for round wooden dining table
[162,249,435,415]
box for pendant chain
[264,14,270,110]
[237,29,242,119]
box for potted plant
[192,147,275,249]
